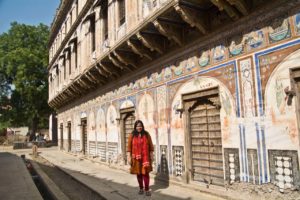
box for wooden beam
[210,0,240,20]
[174,3,208,34]
[108,54,124,69]
[77,79,90,89]
[109,54,133,72]
[69,86,80,95]
[100,62,121,78]
[70,84,81,94]
[96,63,110,78]
[88,71,106,84]
[226,0,249,16]
[153,19,184,46]
[127,39,153,60]
[85,73,100,88]
[81,77,95,88]
[114,50,138,69]
[136,32,165,54]
[57,95,64,102]
[66,88,77,97]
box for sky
[0,0,61,34]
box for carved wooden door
[60,124,64,150]
[190,101,224,186]
[67,122,71,152]
[124,113,135,164]
[82,120,87,155]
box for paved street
[0,146,229,200]
[0,151,43,200]
[39,149,226,200]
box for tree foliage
[0,22,51,132]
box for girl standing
[127,120,154,196]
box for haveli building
[48,0,300,190]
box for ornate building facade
[48,0,300,190]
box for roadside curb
[39,153,125,200]
[30,159,71,200]
[63,151,241,200]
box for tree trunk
[30,115,39,141]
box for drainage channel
[22,155,55,200]
[22,154,106,200]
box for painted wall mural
[138,91,156,144]
[256,43,300,115]
[268,17,291,44]
[88,111,96,141]
[170,76,236,147]
[293,12,300,35]
[212,45,226,63]
[229,35,245,57]
[106,104,118,142]
[157,85,168,145]
[264,49,300,149]
[238,57,257,118]
[96,108,106,142]
[198,50,210,67]
[245,29,266,52]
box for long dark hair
[132,120,146,136]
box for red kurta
[127,131,154,174]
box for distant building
[6,127,28,136]
[48,0,300,190]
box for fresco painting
[106,104,118,142]
[264,49,300,148]
[198,50,210,67]
[238,58,256,118]
[157,85,168,145]
[138,92,156,143]
[96,108,106,142]
[268,17,291,43]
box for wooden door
[81,120,87,155]
[67,122,71,152]
[60,124,63,150]
[190,101,224,186]
[124,113,135,164]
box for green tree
[0,22,51,136]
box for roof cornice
[49,0,75,48]
[48,0,94,70]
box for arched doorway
[182,87,224,186]
[120,107,135,165]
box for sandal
[145,191,151,196]
[138,189,144,195]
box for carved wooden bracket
[70,84,82,94]
[127,39,153,60]
[100,62,121,78]
[65,89,74,97]
[174,3,208,34]
[226,0,249,16]
[108,54,124,69]
[77,79,90,89]
[114,50,138,69]
[94,65,109,80]
[208,97,221,109]
[68,88,78,97]
[176,108,185,118]
[210,0,240,20]
[87,71,105,84]
[153,19,184,46]
[85,72,97,84]
[136,32,165,54]
[96,63,111,78]
[57,95,63,102]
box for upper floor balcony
[48,0,284,109]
